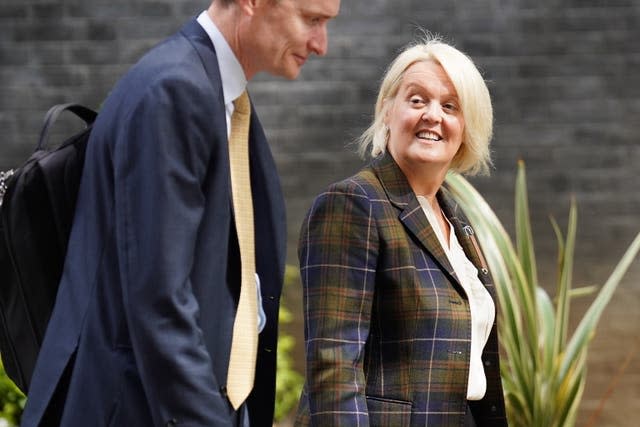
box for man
[21,0,340,425]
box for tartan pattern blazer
[295,153,507,426]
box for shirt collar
[196,10,247,105]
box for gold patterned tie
[226,90,257,409]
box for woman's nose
[422,102,442,122]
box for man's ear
[236,0,259,16]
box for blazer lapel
[439,186,491,283]
[372,153,456,278]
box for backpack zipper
[0,169,14,207]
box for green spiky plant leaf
[445,161,640,427]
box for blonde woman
[296,38,507,427]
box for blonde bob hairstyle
[357,37,493,176]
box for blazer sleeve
[113,78,232,426]
[299,179,379,426]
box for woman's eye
[443,102,458,111]
[410,97,424,105]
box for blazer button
[166,418,178,426]
[220,385,228,397]
[484,359,491,367]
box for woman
[295,38,507,426]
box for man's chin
[281,66,302,80]
[278,61,303,80]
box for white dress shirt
[418,196,495,400]
[196,11,247,137]
[196,12,265,333]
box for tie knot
[233,90,250,115]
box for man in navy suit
[21,0,340,425]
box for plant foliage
[274,265,305,423]
[0,360,24,427]
[445,161,640,427]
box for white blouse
[418,196,495,401]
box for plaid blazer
[295,153,507,426]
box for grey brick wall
[1,1,639,424]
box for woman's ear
[382,98,392,126]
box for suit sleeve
[299,181,379,426]
[113,79,232,426]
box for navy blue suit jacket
[21,19,286,427]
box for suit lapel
[372,153,456,278]
[439,186,492,287]
[248,109,287,281]
[180,18,228,138]
[180,18,286,282]
[180,18,285,275]
[438,184,497,301]
[180,19,225,99]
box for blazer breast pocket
[366,395,412,427]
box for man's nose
[309,25,328,56]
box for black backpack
[0,104,97,393]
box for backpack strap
[36,104,98,151]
